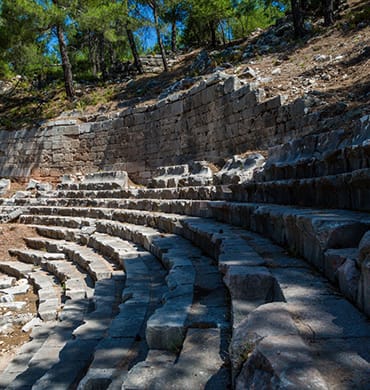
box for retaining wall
[0,74,319,183]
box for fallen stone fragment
[0,301,27,310]
[0,179,11,195]
[0,276,15,289]
[0,294,14,303]
[22,317,43,333]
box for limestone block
[223,266,276,301]
[82,171,129,189]
[215,153,265,184]
[359,231,370,261]
[62,125,80,136]
[230,302,299,379]
[236,335,328,390]
[324,248,358,283]
[0,178,11,195]
[337,258,360,303]
[146,302,189,351]
[358,257,370,316]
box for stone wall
[0,73,319,183]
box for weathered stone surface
[223,266,276,301]
[230,302,299,380]
[236,335,328,390]
[0,178,10,195]
[358,257,370,316]
[215,153,265,184]
[324,248,357,283]
[359,231,370,261]
[337,258,360,303]
[146,301,189,351]
[0,71,322,184]
[0,276,15,289]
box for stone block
[0,178,11,195]
[337,258,360,303]
[358,257,370,316]
[230,302,299,379]
[359,231,370,261]
[236,335,328,390]
[223,266,276,301]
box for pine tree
[184,0,233,48]
[162,0,186,52]
[291,0,306,37]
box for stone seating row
[0,216,230,388]
[231,167,370,211]
[15,203,370,388]
[0,260,61,321]
[18,201,370,318]
[3,191,370,315]
[0,232,130,388]
[3,160,370,215]
[262,120,370,181]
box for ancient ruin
[0,68,369,389]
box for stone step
[30,338,98,390]
[9,248,65,265]
[72,272,125,339]
[20,214,94,229]
[209,201,370,316]
[30,234,172,389]
[34,225,93,245]
[24,237,114,281]
[53,185,231,201]
[0,261,34,279]
[0,321,62,389]
[96,220,197,351]
[5,224,179,388]
[74,219,230,352]
[0,230,139,389]
[1,297,90,389]
[96,218,232,386]
[78,253,168,389]
[148,161,214,189]
[123,328,230,389]
[231,167,370,212]
[19,203,370,316]
[228,230,370,389]
[16,206,370,387]
[87,232,142,267]
[263,126,370,182]
[26,270,61,322]
[40,197,212,218]
[79,228,230,388]
[4,271,124,390]
[0,261,61,321]
[9,248,89,300]
[58,171,129,191]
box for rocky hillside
[0,0,368,133]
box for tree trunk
[323,0,335,25]
[88,32,98,77]
[171,21,177,53]
[56,24,75,100]
[209,21,217,48]
[153,2,168,72]
[126,28,144,74]
[99,34,108,81]
[220,22,226,46]
[291,0,306,38]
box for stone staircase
[0,127,369,388]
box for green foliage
[231,0,285,38]
[0,0,338,102]
[344,5,370,28]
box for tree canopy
[0,0,339,98]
